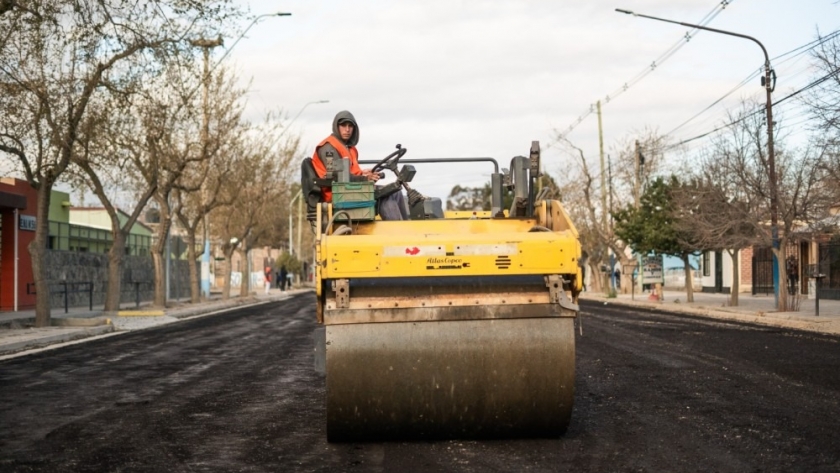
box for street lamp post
[616,8,780,305]
[291,100,329,124]
[289,190,301,255]
[284,99,328,267]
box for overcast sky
[221,0,838,198]
[4,1,835,203]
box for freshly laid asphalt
[1,285,838,358]
[2,290,839,472]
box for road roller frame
[308,141,582,441]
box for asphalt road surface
[1,294,839,472]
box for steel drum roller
[326,317,575,441]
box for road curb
[0,290,313,359]
[0,325,115,356]
[583,295,840,336]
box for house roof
[70,207,154,233]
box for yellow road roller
[302,141,582,441]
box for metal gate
[752,246,774,295]
[817,242,840,300]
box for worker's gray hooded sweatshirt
[331,110,359,147]
[318,110,365,181]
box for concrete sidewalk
[580,288,840,336]
[0,287,312,359]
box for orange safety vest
[311,135,363,202]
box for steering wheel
[371,144,408,173]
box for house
[699,206,840,299]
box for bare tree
[212,116,299,300]
[673,172,756,307]
[806,30,840,143]
[70,93,162,311]
[0,1,235,325]
[554,128,667,294]
[688,100,828,310]
[116,62,209,308]
[174,67,248,303]
[806,30,840,206]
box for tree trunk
[30,180,53,327]
[103,231,127,311]
[682,253,694,303]
[619,257,635,295]
[151,202,172,307]
[727,249,739,307]
[152,248,166,307]
[222,250,233,300]
[587,262,602,292]
[239,247,249,297]
[185,227,200,303]
[774,242,789,311]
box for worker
[311,110,407,220]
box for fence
[26,281,94,313]
[818,242,840,300]
[752,247,774,296]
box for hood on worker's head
[332,110,359,147]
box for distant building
[68,207,152,255]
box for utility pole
[634,140,641,209]
[597,100,610,294]
[608,155,614,226]
[597,101,608,231]
[297,193,303,282]
[190,36,223,300]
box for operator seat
[301,157,331,223]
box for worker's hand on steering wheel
[363,170,381,182]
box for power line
[557,0,736,139]
[664,28,840,138]
[665,65,840,150]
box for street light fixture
[289,100,330,129]
[212,12,292,72]
[616,8,780,305]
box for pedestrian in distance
[263,266,272,295]
[280,265,288,292]
[786,256,799,295]
[311,110,408,220]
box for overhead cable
[557,0,735,139]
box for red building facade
[0,178,37,311]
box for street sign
[19,215,36,231]
[641,255,663,284]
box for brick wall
[740,247,754,292]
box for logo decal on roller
[405,247,421,255]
